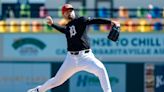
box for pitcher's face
[63,9,76,20]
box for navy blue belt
[70,49,90,55]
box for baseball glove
[107,23,120,42]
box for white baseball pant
[38,49,112,92]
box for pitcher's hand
[46,16,54,26]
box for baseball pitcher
[27,4,120,92]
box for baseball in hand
[112,21,120,27]
[46,16,54,25]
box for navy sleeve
[51,24,66,34]
[85,17,112,25]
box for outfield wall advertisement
[1,33,164,61]
[2,34,66,59]
[69,64,126,92]
[0,63,51,92]
[144,64,164,92]
[91,33,164,57]
[155,65,164,92]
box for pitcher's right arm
[46,16,66,34]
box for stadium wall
[0,33,164,92]
[0,61,145,92]
[1,62,164,92]
[0,33,164,62]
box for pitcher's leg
[81,57,112,92]
[38,56,78,92]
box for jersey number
[69,25,77,38]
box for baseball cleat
[27,86,40,92]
